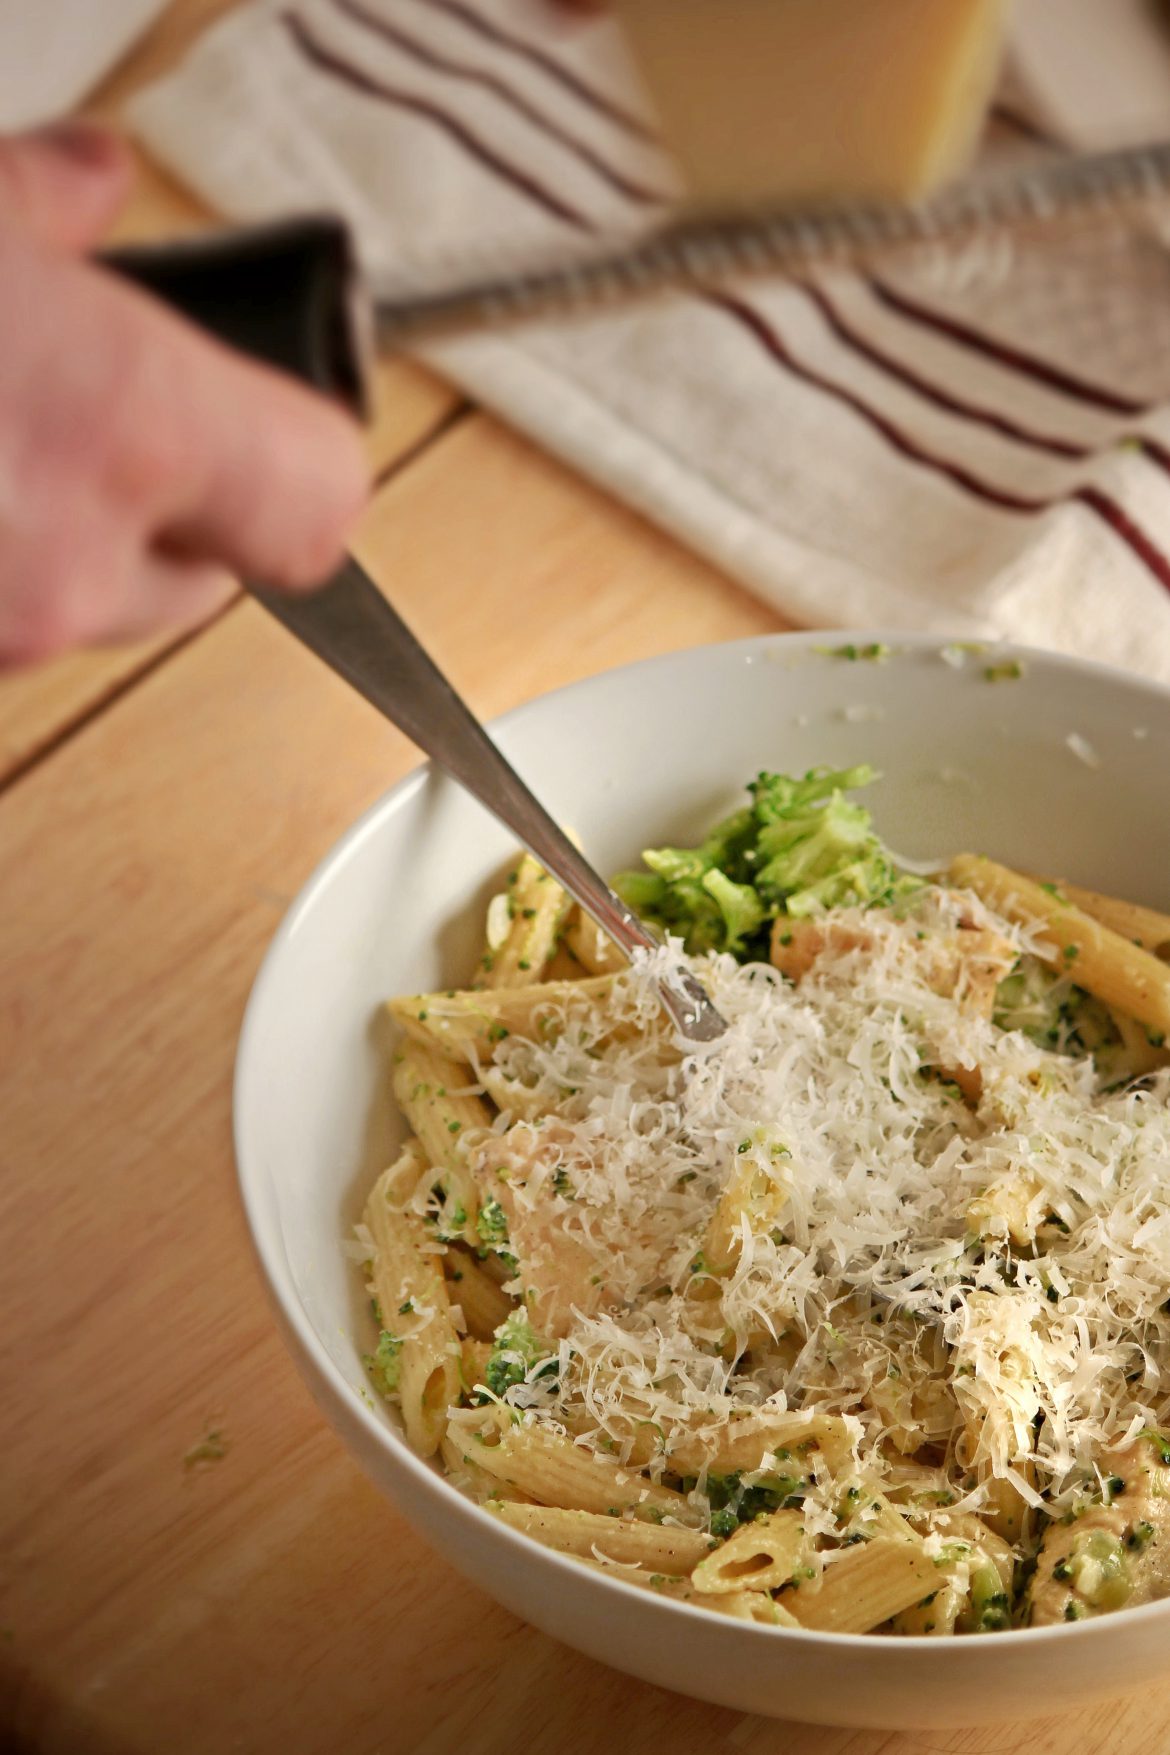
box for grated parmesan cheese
[468,887,1170,1521]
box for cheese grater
[104,134,1170,417]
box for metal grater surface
[369,137,1170,349]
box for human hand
[0,124,369,668]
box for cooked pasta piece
[1111,1009,1170,1078]
[364,1145,462,1458]
[469,1122,609,1337]
[892,1513,1015,1635]
[449,1412,699,1521]
[691,1510,807,1595]
[391,1041,491,1244]
[1036,879,1170,962]
[1028,1435,1170,1626]
[491,1503,714,1572]
[770,907,1013,1019]
[444,1246,514,1340]
[787,1538,938,1633]
[950,855,1170,1037]
[387,977,616,1066]
[563,909,630,977]
[439,1431,532,1503]
[567,1558,801,1623]
[980,1467,1038,1549]
[702,1152,791,1277]
[477,854,571,989]
[560,1408,853,1476]
[459,1337,493,1391]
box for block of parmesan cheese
[610,0,1009,209]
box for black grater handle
[100,214,372,421]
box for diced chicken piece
[1028,1437,1170,1626]
[770,917,875,982]
[770,903,1013,1017]
[771,902,1014,1104]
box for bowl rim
[233,626,1170,1655]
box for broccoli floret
[613,765,914,959]
[483,1312,555,1400]
[701,869,767,954]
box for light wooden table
[0,7,1165,1753]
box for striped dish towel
[128,0,1170,682]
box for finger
[112,288,371,590]
[0,503,229,667]
[93,550,236,647]
[0,123,134,251]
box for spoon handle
[251,562,726,1041]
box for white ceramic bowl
[235,632,1170,1729]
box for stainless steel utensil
[105,134,1170,383]
[251,564,727,1042]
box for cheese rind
[611,0,1009,209]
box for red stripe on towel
[866,280,1150,418]
[284,10,591,230]
[801,281,1089,460]
[713,291,1170,592]
[332,0,669,206]
[407,0,656,141]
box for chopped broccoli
[702,1466,807,1533]
[367,1329,403,1396]
[476,1198,510,1249]
[482,1312,556,1400]
[1139,1429,1170,1466]
[613,766,917,958]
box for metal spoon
[251,562,727,1041]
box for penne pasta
[691,1510,807,1595]
[786,1538,937,1634]
[563,909,630,977]
[560,1408,852,1476]
[703,1152,790,1277]
[452,1414,699,1521]
[364,1146,462,1458]
[391,1041,491,1243]
[979,1468,1038,1549]
[388,976,617,1065]
[565,1557,801,1623]
[439,1431,532,1503]
[1035,879,1170,961]
[665,1413,854,1477]
[491,1503,714,1572]
[477,854,571,989]
[949,855,1170,1037]
[444,1246,514,1340]
[459,1337,493,1391]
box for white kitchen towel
[0,0,168,130]
[128,0,1170,681]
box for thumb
[0,123,134,251]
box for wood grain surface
[1,5,1168,1754]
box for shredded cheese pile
[473,887,1170,1514]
